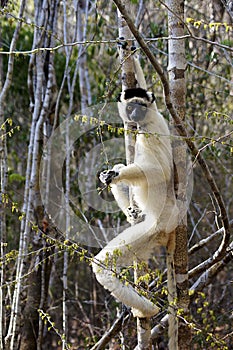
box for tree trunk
[0,2,26,349]
[117,6,152,350]
[166,0,191,348]
[0,24,7,350]
[17,1,58,349]
[19,254,42,350]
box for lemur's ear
[117,89,155,103]
[146,92,155,103]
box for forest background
[0,0,232,349]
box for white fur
[92,60,178,319]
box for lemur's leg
[111,183,142,224]
[110,180,130,219]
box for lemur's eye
[141,106,147,111]
[127,105,132,111]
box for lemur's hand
[99,169,119,185]
[99,164,125,185]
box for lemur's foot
[99,169,119,185]
[127,206,145,224]
[127,206,141,220]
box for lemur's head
[118,88,155,123]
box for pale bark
[166,0,190,348]
[0,2,26,349]
[61,3,70,346]
[220,0,233,20]
[0,25,6,347]
[189,220,233,257]
[0,2,25,343]
[190,240,233,292]
[60,1,92,344]
[77,0,92,111]
[4,1,58,349]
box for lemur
[92,57,178,320]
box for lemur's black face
[118,88,155,123]
[126,102,147,122]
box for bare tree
[0,2,26,349]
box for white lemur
[92,57,178,319]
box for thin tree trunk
[77,0,91,111]
[58,1,92,345]
[1,2,26,349]
[166,0,191,348]
[0,110,7,350]
[117,7,152,350]
[0,22,7,350]
[15,2,58,349]
[61,2,70,345]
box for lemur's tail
[92,252,160,318]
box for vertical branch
[0,22,6,350]
[61,0,92,344]
[61,2,69,345]
[20,0,58,347]
[1,2,27,348]
[117,8,136,166]
[62,117,70,349]
[5,1,58,349]
[61,1,71,345]
[0,3,26,344]
[166,0,191,348]
[117,6,152,350]
[77,0,92,111]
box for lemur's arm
[133,56,147,89]
[100,163,145,187]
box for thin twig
[0,33,233,55]
[90,311,130,350]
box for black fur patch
[117,93,122,102]
[150,93,156,103]
[124,88,149,101]
[117,88,156,103]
